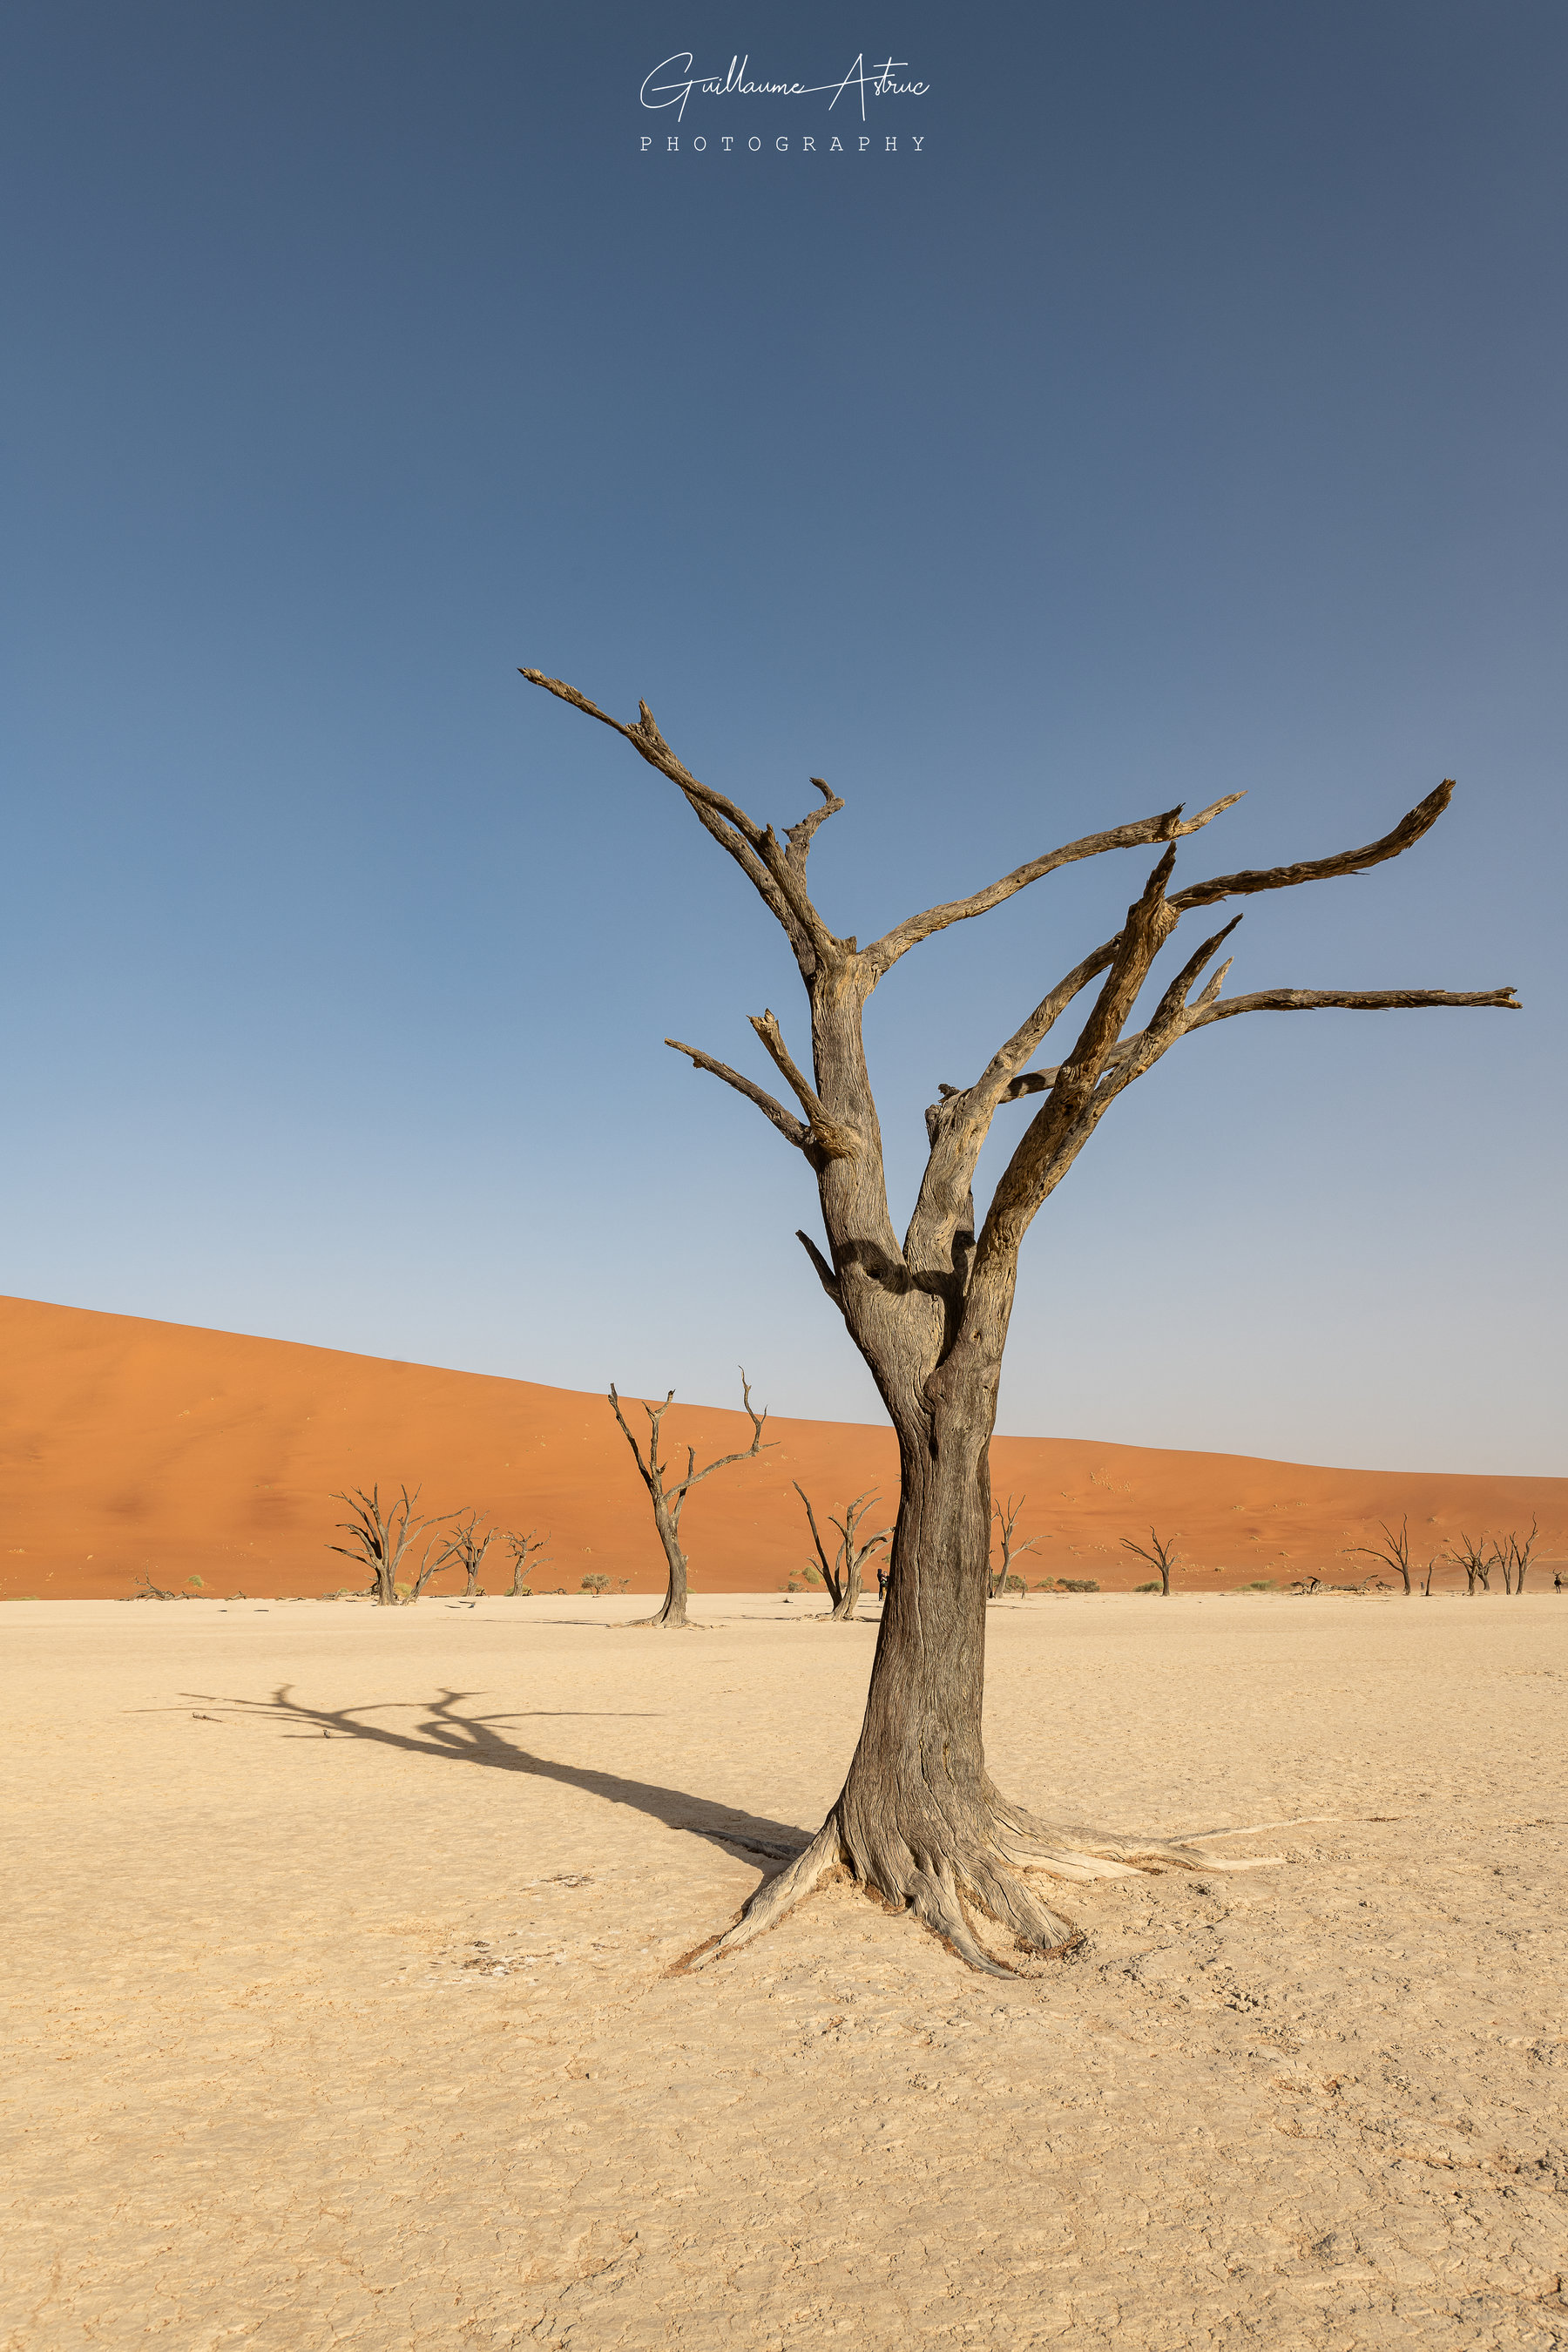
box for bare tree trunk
[647,1487,691,1627]
[835,1405,1038,1954]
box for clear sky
[3,2,1563,1472]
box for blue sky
[3,2,1563,1472]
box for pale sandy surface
[3,1593,1566,2349]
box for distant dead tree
[607,1371,771,1627]
[1348,1517,1414,1597]
[501,1527,550,1594]
[329,1485,452,1605]
[1122,1527,1179,1595]
[990,1495,1040,1597]
[1447,1532,1489,1595]
[795,1484,891,1619]
[1493,1517,1538,1595]
[437,1511,497,1596]
[524,661,1516,1971]
[1421,1555,1438,1597]
[1512,1519,1539,1593]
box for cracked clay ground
[3,1592,1565,2349]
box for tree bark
[648,1490,690,1628]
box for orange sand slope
[0,1295,1561,1601]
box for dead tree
[1122,1527,1180,1595]
[1348,1517,1414,1596]
[990,1494,1040,1597]
[1447,1532,1488,1594]
[438,1511,497,1596]
[523,664,1517,1970]
[1508,1518,1539,1595]
[1421,1555,1438,1597]
[502,1526,549,1594]
[607,1371,771,1627]
[329,1485,451,1605]
[796,1484,891,1619]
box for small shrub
[513,1585,533,1598]
[1058,1578,1099,1593]
[1134,1579,1161,1593]
[1241,1578,1276,1592]
[581,1573,611,1596]
[187,1574,205,1590]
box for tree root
[696,1792,1304,1976]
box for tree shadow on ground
[179,1683,810,1863]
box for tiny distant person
[876,1564,889,1603]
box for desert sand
[3,1591,1565,2348]
[2,1297,1561,1600]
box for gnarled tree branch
[796,1229,844,1308]
[864,793,1244,980]
[749,1010,859,1159]
[997,981,1521,1101]
[1168,782,1455,914]
[664,1038,810,1149]
[521,670,843,974]
[1186,983,1519,1030]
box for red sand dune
[0,1295,1561,1602]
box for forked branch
[520,670,841,972]
[864,793,1245,978]
[664,1039,809,1150]
[998,983,1518,1102]
[668,1370,773,1502]
[607,1372,773,1524]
